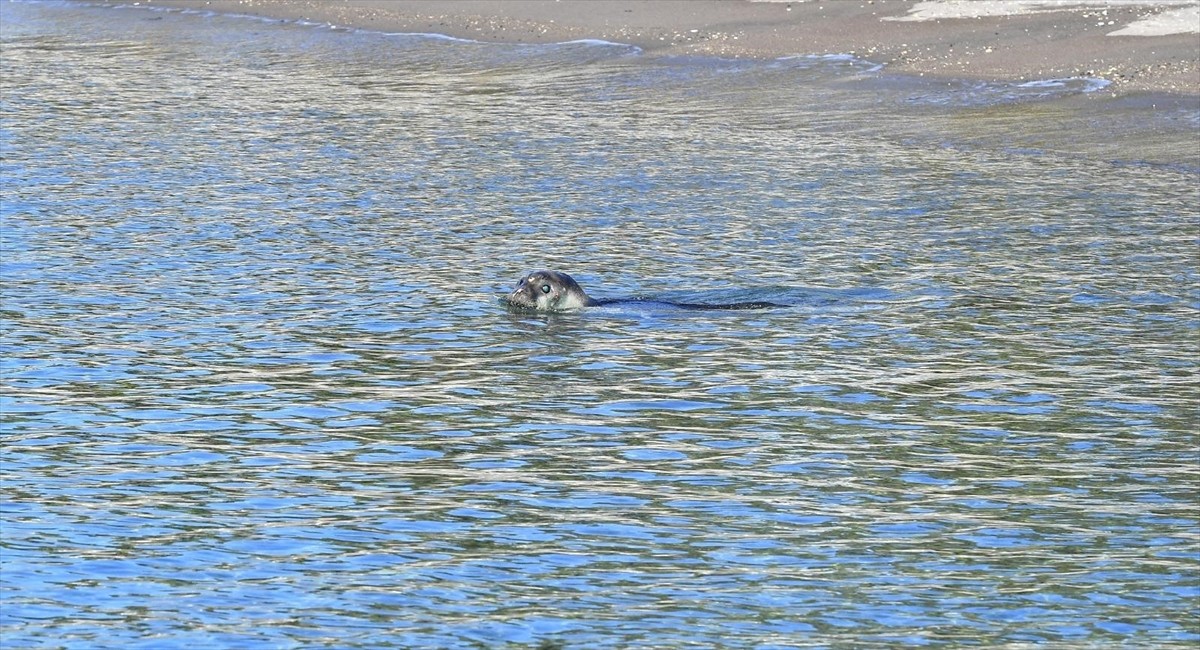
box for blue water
[2,1,1198,647]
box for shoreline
[105,0,1198,96]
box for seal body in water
[505,270,782,312]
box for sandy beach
[115,0,1198,95]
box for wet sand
[116,0,1197,95]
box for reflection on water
[2,1,1198,647]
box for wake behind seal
[504,270,782,312]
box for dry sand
[120,0,1198,95]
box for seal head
[506,270,596,312]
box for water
[2,1,1198,647]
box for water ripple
[2,1,1198,648]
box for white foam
[557,39,645,54]
[560,38,637,48]
[776,53,886,74]
[1108,5,1200,36]
[886,0,1197,33]
[1016,76,1112,92]
[375,31,484,44]
[91,1,645,54]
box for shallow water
[2,1,1198,647]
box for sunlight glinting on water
[2,1,1198,648]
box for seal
[504,270,782,312]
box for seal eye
[540,284,552,294]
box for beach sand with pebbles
[116,0,1198,95]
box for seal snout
[505,277,539,310]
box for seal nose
[506,281,529,306]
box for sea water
[2,1,1198,647]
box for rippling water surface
[2,2,1198,647]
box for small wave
[776,53,886,74]
[1016,77,1112,93]
[91,0,644,57]
[558,38,644,54]
[901,75,1114,106]
[369,33,643,59]
[373,30,485,44]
